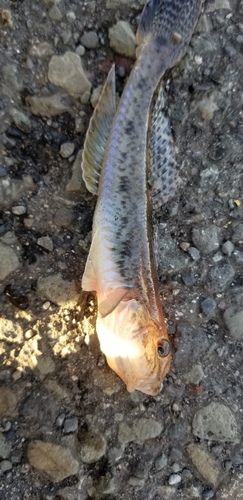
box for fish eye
[157,339,170,357]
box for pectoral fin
[99,288,135,318]
[148,82,179,209]
[81,65,117,195]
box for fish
[81,0,202,396]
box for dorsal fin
[81,65,117,195]
[148,81,179,209]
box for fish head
[96,298,171,396]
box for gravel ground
[0,0,243,498]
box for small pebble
[42,301,51,310]
[172,403,180,413]
[63,416,78,434]
[37,236,53,252]
[168,473,181,485]
[75,45,85,56]
[188,246,200,261]
[181,468,193,479]
[0,167,7,177]
[212,251,223,262]
[172,462,181,473]
[11,450,22,464]
[182,275,196,286]
[12,205,26,215]
[66,10,76,22]
[202,488,214,500]
[55,413,66,428]
[80,31,99,49]
[201,297,217,317]
[180,241,190,251]
[12,370,22,381]
[60,142,75,158]
[222,240,234,256]
[0,460,12,473]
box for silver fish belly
[81,0,202,395]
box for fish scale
[81,0,202,395]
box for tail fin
[137,0,202,65]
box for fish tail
[136,0,202,67]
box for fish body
[81,0,202,395]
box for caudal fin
[137,0,202,67]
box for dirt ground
[0,0,243,498]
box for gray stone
[80,90,91,104]
[0,388,17,416]
[168,474,181,485]
[56,413,66,428]
[64,417,78,434]
[29,42,54,58]
[155,453,168,471]
[212,251,223,263]
[66,150,86,193]
[12,205,26,215]
[0,242,19,280]
[37,356,55,376]
[192,402,239,442]
[0,318,23,344]
[187,444,220,486]
[128,477,145,487]
[201,297,217,317]
[60,30,72,45]
[206,0,231,11]
[182,275,196,286]
[210,259,235,292]
[202,489,214,500]
[188,246,200,261]
[60,142,75,158]
[27,441,79,482]
[79,428,107,464]
[0,460,12,473]
[232,223,243,243]
[10,109,32,132]
[48,52,91,97]
[26,94,70,117]
[222,240,234,256]
[48,5,62,21]
[198,167,218,191]
[223,306,243,340]
[109,21,136,58]
[36,273,79,308]
[2,63,23,97]
[80,31,99,49]
[0,167,7,177]
[186,363,204,385]
[118,418,163,444]
[66,10,76,22]
[90,85,102,108]
[11,450,22,464]
[75,45,85,57]
[192,226,221,255]
[1,232,17,245]
[37,236,53,252]
[0,433,11,459]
